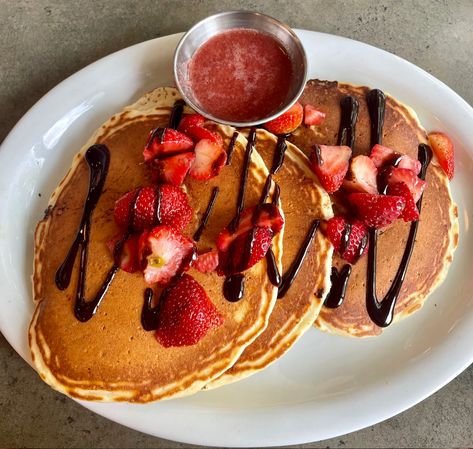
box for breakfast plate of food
[0,11,472,447]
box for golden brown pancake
[29,87,284,401]
[207,128,333,387]
[290,80,458,337]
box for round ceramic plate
[0,30,472,447]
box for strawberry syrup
[187,29,293,122]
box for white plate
[1,30,472,447]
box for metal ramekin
[173,11,307,127]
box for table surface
[1,0,472,447]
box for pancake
[290,80,458,337]
[29,87,284,401]
[207,128,333,388]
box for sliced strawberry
[348,193,405,228]
[382,167,426,202]
[428,131,454,180]
[386,182,419,222]
[188,139,227,180]
[114,185,192,232]
[107,233,140,273]
[370,144,421,174]
[155,274,223,347]
[185,125,224,147]
[325,216,368,264]
[309,145,352,193]
[139,225,195,286]
[193,250,219,273]
[151,152,195,186]
[304,104,326,126]
[178,113,205,134]
[216,204,284,253]
[343,155,379,194]
[143,128,194,162]
[263,102,303,134]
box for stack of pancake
[29,81,458,402]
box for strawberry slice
[188,139,227,180]
[428,131,454,180]
[143,128,194,162]
[114,185,193,232]
[304,104,326,126]
[309,145,352,193]
[386,182,419,222]
[348,193,405,228]
[216,204,284,253]
[382,167,426,202]
[193,250,219,273]
[107,233,140,273]
[343,155,379,194]
[178,113,205,134]
[155,274,224,347]
[151,152,195,186]
[325,216,368,264]
[139,225,196,286]
[185,125,224,147]
[263,102,303,134]
[370,144,421,174]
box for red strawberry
[155,274,223,347]
[178,113,205,134]
[151,152,195,186]
[304,104,326,126]
[193,250,219,273]
[143,128,194,162]
[139,225,195,286]
[114,185,192,232]
[185,126,224,147]
[428,131,454,180]
[188,139,227,180]
[309,145,352,193]
[383,167,426,202]
[348,193,405,228]
[107,233,140,273]
[370,144,421,174]
[325,217,369,264]
[343,155,379,194]
[387,182,419,222]
[216,204,284,253]
[263,102,303,134]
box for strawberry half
[428,131,454,180]
[107,233,140,273]
[178,113,205,134]
[263,102,303,134]
[155,274,224,347]
[185,125,224,147]
[343,155,379,194]
[304,104,326,126]
[139,225,196,286]
[114,185,193,232]
[386,182,419,222]
[325,216,368,264]
[348,193,405,228]
[151,152,195,186]
[309,145,352,193]
[370,144,421,174]
[193,250,219,273]
[382,167,426,202]
[143,128,194,162]
[188,139,227,180]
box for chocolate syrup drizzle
[226,131,239,165]
[168,99,185,129]
[271,134,289,174]
[193,187,219,242]
[324,265,352,308]
[337,96,359,148]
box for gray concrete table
[1,1,472,447]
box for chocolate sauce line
[337,96,359,148]
[278,220,320,298]
[146,127,166,149]
[366,89,386,146]
[366,144,432,327]
[266,248,281,287]
[193,187,219,242]
[339,223,353,255]
[324,265,352,308]
[168,99,185,129]
[271,134,288,174]
[226,131,239,165]
[223,274,245,302]
[272,183,281,206]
